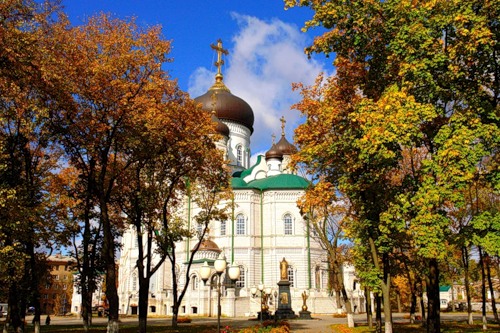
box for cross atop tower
[280,116,286,136]
[210,39,228,80]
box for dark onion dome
[195,88,254,134]
[191,239,221,253]
[212,114,230,137]
[275,135,297,155]
[265,143,283,160]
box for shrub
[238,320,290,333]
[176,316,192,323]
[332,313,347,318]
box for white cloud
[188,13,327,154]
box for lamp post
[273,290,278,322]
[251,283,270,323]
[200,253,240,333]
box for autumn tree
[286,1,500,333]
[0,1,65,333]
[45,13,184,333]
[49,165,104,331]
[115,92,231,331]
[298,182,356,327]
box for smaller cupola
[275,116,297,156]
[265,143,283,161]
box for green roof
[232,173,309,191]
[239,155,263,179]
[439,286,451,292]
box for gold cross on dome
[210,39,228,77]
[280,116,286,136]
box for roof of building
[439,286,451,292]
[265,143,283,160]
[191,239,221,253]
[195,89,254,133]
[232,173,309,191]
[275,135,297,155]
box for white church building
[76,41,365,318]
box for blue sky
[61,0,332,159]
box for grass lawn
[330,322,500,333]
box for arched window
[236,214,245,235]
[236,145,243,166]
[220,220,226,236]
[132,273,137,291]
[235,266,245,288]
[287,266,294,287]
[283,214,293,235]
[315,266,321,289]
[191,275,199,290]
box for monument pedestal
[275,280,296,320]
[299,310,312,319]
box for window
[150,306,156,313]
[287,267,294,287]
[63,284,67,290]
[315,266,321,289]
[235,266,245,288]
[236,214,245,235]
[191,276,199,290]
[132,274,137,291]
[220,220,226,236]
[236,145,243,166]
[283,214,293,235]
[55,275,60,280]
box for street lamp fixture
[251,283,271,323]
[200,253,240,333]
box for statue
[280,257,288,281]
[301,291,309,311]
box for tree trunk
[485,253,499,323]
[101,203,119,333]
[479,247,487,331]
[462,246,473,324]
[396,292,402,313]
[81,283,93,331]
[450,281,455,312]
[336,263,354,328]
[381,253,393,333]
[420,293,426,322]
[375,293,382,333]
[8,276,22,333]
[138,278,149,333]
[335,291,342,313]
[171,305,179,328]
[426,258,440,333]
[409,280,417,323]
[28,242,42,333]
[365,287,373,329]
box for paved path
[24,312,499,332]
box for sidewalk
[22,312,500,332]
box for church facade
[113,41,365,317]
